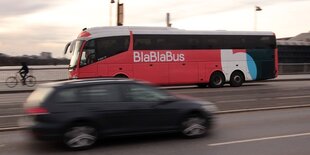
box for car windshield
[69,40,84,69]
[25,87,54,108]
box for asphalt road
[1,80,310,128]
[0,107,310,155]
[167,80,310,111]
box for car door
[79,84,137,135]
[120,83,180,132]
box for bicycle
[5,73,36,88]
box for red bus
[65,26,277,87]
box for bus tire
[114,74,128,78]
[230,71,244,87]
[209,72,225,88]
[197,84,207,88]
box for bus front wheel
[209,72,225,88]
[114,74,128,78]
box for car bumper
[28,123,64,141]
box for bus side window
[134,38,152,50]
[96,36,129,59]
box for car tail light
[26,107,49,115]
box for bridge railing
[1,63,310,82]
[0,66,68,82]
[278,63,310,75]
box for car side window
[55,88,79,103]
[124,84,171,102]
[79,84,120,102]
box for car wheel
[63,124,98,150]
[181,115,208,138]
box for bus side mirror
[64,42,71,54]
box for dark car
[22,78,217,150]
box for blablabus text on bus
[133,51,185,63]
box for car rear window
[25,87,54,108]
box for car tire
[63,124,98,150]
[181,114,208,138]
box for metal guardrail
[0,67,68,71]
[0,63,310,82]
[0,67,68,82]
[278,63,310,74]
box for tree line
[0,54,69,66]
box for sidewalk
[0,81,49,94]
[272,74,310,81]
[0,74,310,93]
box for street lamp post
[166,13,172,27]
[116,0,124,26]
[109,0,123,26]
[254,6,262,31]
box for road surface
[1,80,310,128]
[0,107,309,155]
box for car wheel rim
[65,126,97,148]
[182,117,206,136]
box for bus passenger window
[96,36,129,59]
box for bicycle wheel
[25,75,36,87]
[5,76,18,88]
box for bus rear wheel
[230,71,244,87]
[209,72,225,88]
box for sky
[0,0,309,58]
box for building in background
[277,32,310,63]
[40,52,52,59]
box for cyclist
[19,62,29,85]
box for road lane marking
[276,95,310,100]
[0,114,25,118]
[209,132,310,146]
[216,104,310,114]
[216,99,257,103]
[215,95,310,104]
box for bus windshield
[69,40,83,69]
